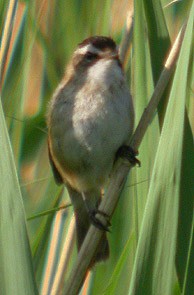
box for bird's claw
[89,209,111,232]
[116,145,141,167]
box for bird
[47,36,138,267]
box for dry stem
[62,23,186,295]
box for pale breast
[49,59,134,192]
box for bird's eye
[85,52,98,61]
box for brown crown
[78,36,116,51]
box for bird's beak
[109,52,119,59]
[100,49,120,60]
[105,50,119,60]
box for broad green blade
[128,4,194,294]
[143,0,170,83]
[133,0,159,239]
[143,0,171,125]
[176,116,194,295]
[103,234,135,295]
[0,101,38,294]
[174,4,194,293]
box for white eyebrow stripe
[75,44,101,55]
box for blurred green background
[0,0,193,294]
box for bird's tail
[67,186,109,268]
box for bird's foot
[89,209,111,232]
[116,145,141,167]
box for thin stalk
[63,23,187,295]
[0,0,18,89]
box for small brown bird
[47,36,136,266]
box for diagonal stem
[62,23,187,295]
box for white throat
[87,59,123,88]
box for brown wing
[48,142,63,185]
